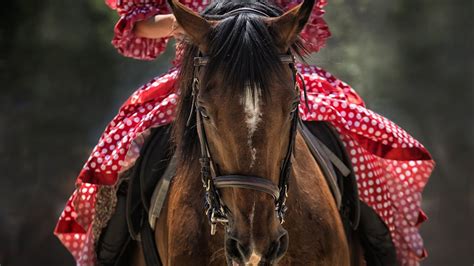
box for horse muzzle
[225,229,289,265]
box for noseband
[191,53,303,235]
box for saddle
[96,126,173,266]
[96,122,396,266]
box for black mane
[172,0,306,164]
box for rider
[54,1,435,265]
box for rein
[190,53,304,235]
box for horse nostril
[226,231,288,263]
[275,231,289,259]
[226,236,251,264]
[236,241,249,258]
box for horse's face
[169,0,315,263]
[199,68,297,263]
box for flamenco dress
[54,1,435,265]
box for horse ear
[167,0,214,52]
[265,0,315,51]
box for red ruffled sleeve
[276,0,331,53]
[106,0,330,60]
[105,0,171,60]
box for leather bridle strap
[204,7,271,20]
[213,175,280,200]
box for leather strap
[213,175,280,200]
[141,215,162,266]
[299,121,342,209]
[315,136,351,177]
[224,7,270,17]
[148,154,177,228]
[204,7,271,20]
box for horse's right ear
[167,0,214,52]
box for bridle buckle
[209,208,229,235]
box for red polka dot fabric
[55,183,97,265]
[54,63,434,266]
[55,68,180,266]
[106,0,330,60]
[297,64,433,265]
[55,1,434,265]
[110,2,170,60]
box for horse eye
[290,101,299,113]
[198,106,210,119]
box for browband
[224,7,270,18]
[204,7,271,19]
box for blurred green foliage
[0,0,472,265]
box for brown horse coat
[144,134,351,265]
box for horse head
[169,0,315,264]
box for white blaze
[240,88,262,266]
[241,86,262,168]
[249,201,256,233]
[247,252,262,265]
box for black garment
[358,201,398,266]
[96,181,131,266]
[97,126,172,266]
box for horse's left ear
[265,0,315,51]
[167,0,214,52]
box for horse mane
[172,0,307,166]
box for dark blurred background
[0,0,472,265]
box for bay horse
[132,0,364,265]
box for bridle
[185,7,308,235]
[190,52,305,235]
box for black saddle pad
[304,121,396,266]
[126,125,173,239]
[303,121,360,229]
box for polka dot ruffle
[283,0,331,53]
[55,68,180,266]
[297,64,434,266]
[111,3,170,60]
[55,63,433,266]
[107,0,330,60]
[55,183,97,265]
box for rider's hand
[169,15,185,40]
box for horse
[130,0,364,265]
